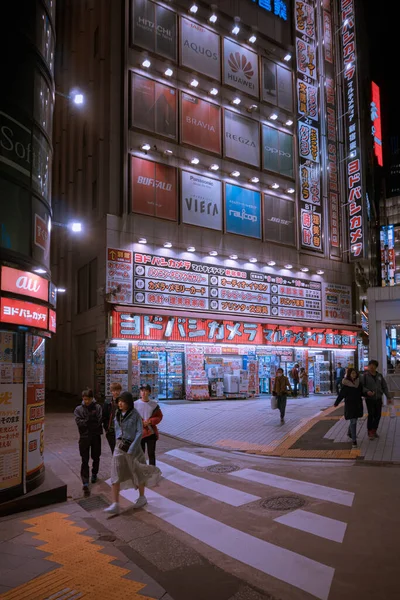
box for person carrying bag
[272,368,292,424]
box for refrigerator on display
[224,374,240,395]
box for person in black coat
[334,368,363,449]
[74,388,103,496]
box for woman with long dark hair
[334,367,363,449]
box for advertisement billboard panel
[262,124,293,178]
[298,122,319,162]
[130,156,177,221]
[301,208,322,251]
[223,39,259,98]
[224,110,260,167]
[130,73,177,139]
[0,384,23,490]
[225,184,261,239]
[296,38,317,80]
[297,80,318,121]
[0,298,48,330]
[181,93,221,154]
[371,82,383,167]
[106,248,134,304]
[180,18,220,80]
[264,195,295,246]
[181,171,222,231]
[1,267,49,302]
[262,59,293,111]
[323,283,352,324]
[380,225,396,286]
[131,0,177,61]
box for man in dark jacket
[102,382,122,454]
[361,360,391,440]
[74,388,103,496]
[335,363,346,394]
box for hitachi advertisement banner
[131,0,177,61]
[223,39,259,98]
[180,17,221,81]
[181,171,222,231]
[130,156,177,221]
[181,93,221,154]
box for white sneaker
[104,502,120,515]
[134,496,147,509]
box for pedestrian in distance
[335,362,346,395]
[300,367,309,397]
[290,364,300,397]
[102,382,122,454]
[74,388,103,497]
[361,359,392,440]
[135,384,163,466]
[104,391,162,516]
[273,368,292,424]
[334,367,363,449]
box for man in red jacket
[134,385,163,466]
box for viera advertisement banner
[225,183,261,239]
[181,171,222,231]
[262,124,293,178]
[223,39,259,98]
[224,110,260,167]
[131,73,177,139]
[297,80,318,121]
[130,156,177,221]
[181,93,221,154]
[262,59,293,111]
[264,195,295,246]
[131,0,177,61]
[180,17,220,81]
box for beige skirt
[110,445,162,489]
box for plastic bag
[271,396,278,410]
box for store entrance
[138,351,184,400]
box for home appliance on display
[224,374,239,395]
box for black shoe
[83,484,90,497]
[91,475,98,484]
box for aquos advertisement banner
[225,183,261,239]
[132,252,323,321]
[295,0,323,254]
[131,0,177,61]
[181,93,221,155]
[223,39,259,98]
[180,18,221,81]
[181,171,222,231]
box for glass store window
[37,8,55,74]
[32,131,52,203]
[34,71,54,137]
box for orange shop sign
[1,266,49,302]
[0,298,48,330]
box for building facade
[0,0,56,501]
[51,0,377,402]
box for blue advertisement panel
[225,184,261,239]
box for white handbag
[271,396,278,410]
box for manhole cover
[260,496,305,511]
[78,495,109,512]
[207,464,240,473]
[98,534,117,542]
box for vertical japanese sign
[26,336,45,478]
[341,0,365,260]
[106,248,133,304]
[295,0,323,253]
[322,0,340,257]
[0,384,23,490]
[380,225,395,287]
[371,82,383,167]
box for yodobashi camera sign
[223,39,259,98]
[181,18,221,81]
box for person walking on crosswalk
[272,368,292,424]
[104,391,162,515]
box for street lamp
[55,90,85,105]
[52,221,83,233]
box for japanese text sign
[0,298,48,330]
[1,266,49,303]
[106,248,133,304]
[371,82,383,167]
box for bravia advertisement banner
[262,124,293,178]
[181,171,222,231]
[224,110,260,167]
[180,17,221,80]
[132,0,177,61]
[223,38,259,98]
[225,183,261,239]
[131,156,177,220]
[264,195,295,246]
[131,73,177,139]
[181,93,221,154]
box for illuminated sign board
[1,267,49,303]
[251,0,288,21]
[371,82,383,167]
[0,298,48,330]
[380,225,395,287]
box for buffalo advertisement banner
[322,283,352,324]
[26,335,45,478]
[130,73,177,140]
[131,0,177,61]
[225,184,261,239]
[295,0,323,253]
[132,252,322,321]
[224,110,260,167]
[180,18,220,80]
[223,39,259,98]
[264,195,295,246]
[181,171,222,231]
[106,248,133,304]
[181,93,221,154]
[130,156,177,220]
[0,383,23,490]
[262,124,293,178]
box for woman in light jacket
[273,368,292,424]
[334,367,363,449]
[104,392,161,515]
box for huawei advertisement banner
[264,195,295,246]
[131,156,177,221]
[131,73,177,139]
[181,93,221,154]
[225,184,261,239]
[224,110,260,167]
[223,39,259,98]
[262,124,293,178]
[180,18,220,81]
[181,171,222,231]
[323,283,352,325]
[131,0,177,61]
[262,59,293,111]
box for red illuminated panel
[1,266,49,302]
[0,298,48,330]
[49,309,56,333]
[181,93,221,154]
[131,157,177,221]
[371,82,383,166]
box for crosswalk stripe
[164,449,220,467]
[229,468,354,507]
[120,488,334,600]
[274,509,348,543]
[157,460,260,507]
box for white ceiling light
[164,68,173,77]
[189,3,198,14]
[271,183,280,189]
[317,269,324,275]
[232,24,240,35]
[248,34,257,43]
[285,119,293,126]
[230,254,238,260]
[209,13,217,23]
[287,188,295,194]
[209,250,218,256]
[284,53,292,62]
[301,267,309,272]
[209,88,219,96]
[187,246,196,252]
[210,164,219,171]
[138,238,147,244]
[190,157,200,165]
[232,97,241,105]
[164,149,173,156]
[141,59,151,68]
[190,78,199,88]
[164,242,172,248]
[34,268,47,274]
[141,143,151,151]
[284,264,293,269]
[248,104,258,112]
[56,287,66,293]
[250,177,259,183]
[267,260,276,266]
[230,170,240,177]
[249,257,257,263]
[269,113,278,121]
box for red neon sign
[371,82,383,167]
[1,266,49,302]
[49,309,56,333]
[0,298,48,330]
